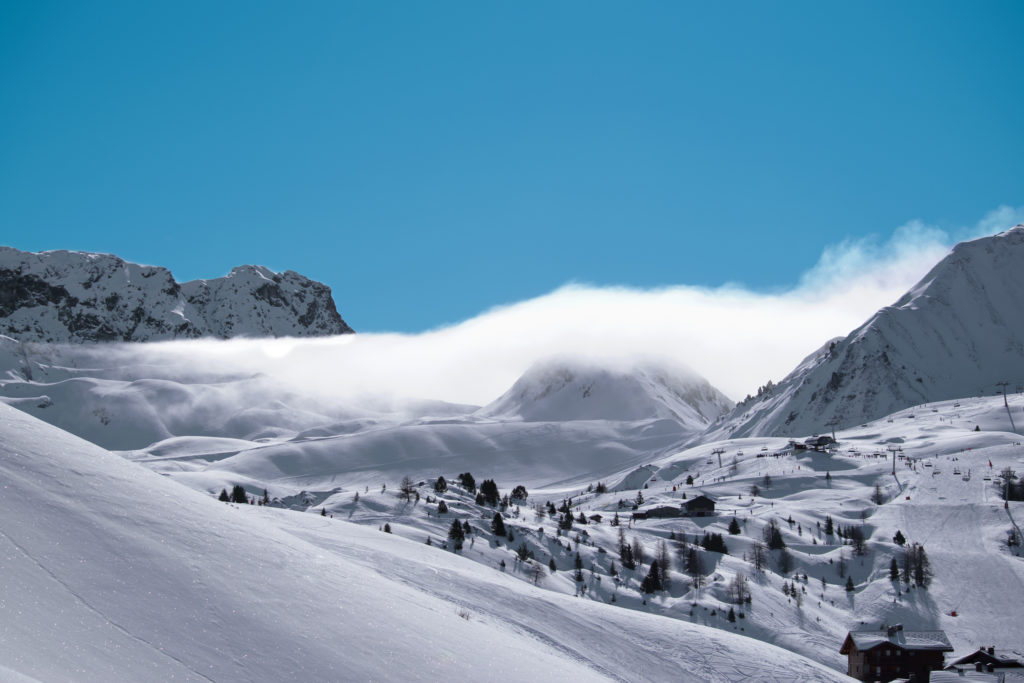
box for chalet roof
[841,629,953,654]
[949,648,1024,667]
[684,494,715,506]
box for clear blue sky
[1,1,1021,331]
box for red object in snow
[950,611,958,617]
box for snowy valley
[1,228,1023,682]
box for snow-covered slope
[0,247,353,342]
[480,358,733,429]
[0,402,847,682]
[709,226,1024,438]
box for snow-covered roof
[949,648,1024,667]
[842,629,953,653]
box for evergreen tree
[892,529,906,546]
[475,492,485,505]
[727,607,736,622]
[619,529,636,570]
[510,485,528,502]
[574,552,584,582]
[383,523,391,533]
[763,519,786,549]
[434,476,448,493]
[480,479,500,506]
[549,558,557,572]
[448,518,465,550]
[728,517,742,535]
[912,544,932,588]
[261,488,270,505]
[230,485,248,504]
[463,520,471,535]
[849,526,868,556]
[611,512,620,527]
[218,488,230,502]
[889,557,900,581]
[632,537,646,566]
[437,500,448,514]
[685,547,704,589]
[634,490,645,506]
[457,472,476,492]
[845,576,855,592]
[491,512,507,536]
[641,560,663,593]
[321,507,326,517]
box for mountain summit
[0,247,353,342]
[480,357,733,430]
[710,225,1024,438]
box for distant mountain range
[707,224,1024,438]
[0,247,353,342]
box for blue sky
[1,1,1022,333]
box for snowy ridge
[0,247,353,342]
[708,226,1024,438]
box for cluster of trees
[217,485,270,506]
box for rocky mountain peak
[0,247,353,342]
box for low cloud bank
[108,206,1024,405]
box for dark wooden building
[840,625,953,683]
[684,495,715,517]
[631,505,682,520]
[947,646,1024,675]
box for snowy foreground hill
[710,225,1024,438]
[0,247,353,342]
[0,402,846,683]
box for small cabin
[840,625,953,683]
[684,495,715,517]
[588,514,603,523]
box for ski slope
[0,402,845,682]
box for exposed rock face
[0,248,353,342]
[706,225,1024,438]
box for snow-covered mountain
[480,357,733,429]
[708,225,1024,438]
[0,247,353,342]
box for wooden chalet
[841,625,953,683]
[947,646,1024,676]
[684,494,715,517]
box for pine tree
[491,512,507,536]
[434,476,448,493]
[261,488,270,505]
[480,479,500,506]
[892,529,906,546]
[230,485,248,504]
[611,512,620,526]
[511,485,528,502]
[764,519,786,549]
[824,515,834,536]
[321,507,327,517]
[218,488,230,502]
[448,518,465,550]
[641,560,663,593]
[727,607,736,622]
[574,552,584,582]
[845,576,855,592]
[437,500,448,514]
[685,475,694,486]
[549,558,557,572]
[383,523,391,533]
[889,557,900,581]
[728,517,742,535]
[458,472,476,492]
